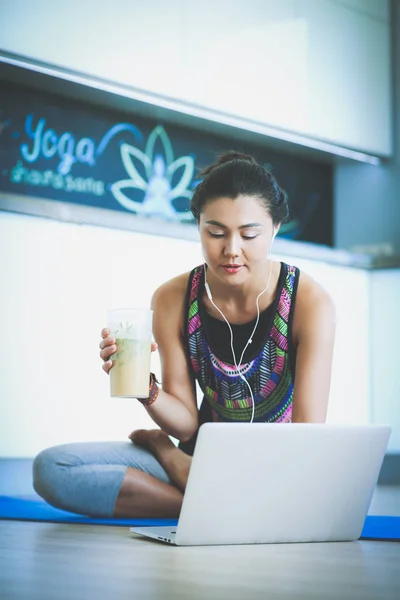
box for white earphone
[203,228,276,423]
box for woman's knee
[32,445,72,501]
[32,448,53,498]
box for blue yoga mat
[0,494,178,527]
[0,495,398,540]
[360,515,400,540]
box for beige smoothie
[107,309,153,399]
[110,337,151,398]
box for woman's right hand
[99,328,117,374]
[99,328,158,374]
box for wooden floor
[1,520,399,600]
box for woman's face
[199,195,276,286]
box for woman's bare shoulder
[296,269,333,305]
[293,268,336,341]
[151,271,193,311]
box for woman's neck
[204,260,279,316]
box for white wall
[0,212,202,456]
[370,269,400,453]
[0,0,391,156]
[1,210,376,457]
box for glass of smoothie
[107,308,153,399]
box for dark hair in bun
[191,150,289,225]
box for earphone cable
[205,261,272,423]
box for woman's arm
[143,274,199,442]
[291,273,336,423]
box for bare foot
[129,429,191,493]
[129,429,176,460]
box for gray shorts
[32,441,170,517]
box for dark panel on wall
[0,81,333,245]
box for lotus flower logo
[111,125,195,221]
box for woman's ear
[273,224,281,240]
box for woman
[33,151,335,519]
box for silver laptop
[130,422,390,546]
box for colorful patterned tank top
[185,262,299,426]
